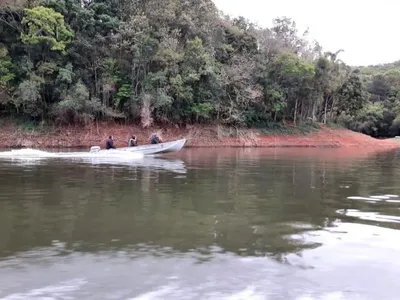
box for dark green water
[0,148,399,300]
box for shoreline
[0,121,399,150]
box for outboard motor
[90,146,101,153]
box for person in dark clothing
[128,135,137,147]
[106,135,116,149]
[150,133,162,144]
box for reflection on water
[0,148,187,174]
[0,148,400,299]
[337,194,400,225]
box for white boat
[90,138,187,155]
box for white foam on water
[222,285,263,300]
[0,148,144,161]
[128,285,179,300]
[296,291,353,300]
[289,222,316,230]
[0,278,87,300]
[386,199,400,203]
[347,194,400,202]
[129,284,265,300]
[336,209,400,224]
[370,195,391,199]
[346,196,376,201]
[0,149,57,158]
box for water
[0,147,399,299]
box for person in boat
[128,135,137,147]
[106,135,116,150]
[150,133,162,144]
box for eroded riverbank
[0,121,399,150]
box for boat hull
[91,138,187,155]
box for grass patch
[11,118,51,133]
[257,122,322,136]
[214,122,322,138]
[326,122,344,129]
[18,120,39,131]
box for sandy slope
[0,122,398,150]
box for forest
[1,0,400,137]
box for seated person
[150,133,162,144]
[128,135,137,147]
[106,135,116,149]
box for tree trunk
[312,99,317,122]
[94,67,98,98]
[323,95,329,124]
[294,98,298,126]
[329,97,336,121]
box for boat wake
[0,148,58,158]
[0,148,144,159]
[0,148,186,174]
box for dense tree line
[340,62,400,137]
[0,0,398,137]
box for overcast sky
[212,0,399,66]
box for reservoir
[0,148,399,299]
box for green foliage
[191,102,213,121]
[52,81,102,124]
[21,6,74,54]
[14,79,43,117]
[349,61,400,137]
[355,102,385,137]
[0,0,392,137]
[0,46,15,89]
[336,72,367,116]
[115,84,131,108]
[57,63,74,85]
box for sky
[212,0,400,66]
